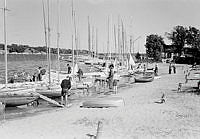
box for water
[0,54,99,83]
[0,54,58,83]
[0,54,134,121]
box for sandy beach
[0,63,200,139]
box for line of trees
[0,43,89,55]
[145,25,200,62]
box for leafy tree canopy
[145,34,165,61]
[166,25,187,55]
[186,26,200,50]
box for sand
[0,63,200,139]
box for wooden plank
[35,93,64,107]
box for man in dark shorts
[60,76,72,106]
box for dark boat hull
[0,88,39,107]
[135,76,154,82]
[0,95,39,107]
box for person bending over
[60,76,72,106]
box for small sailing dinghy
[134,71,154,83]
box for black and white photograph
[0,0,200,138]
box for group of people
[9,67,46,83]
[67,64,83,82]
[33,67,43,81]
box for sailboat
[0,0,39,107]
[36,0,90,98]
[36,0,62,98]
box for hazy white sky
[0,0,200,53]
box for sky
[0,0,200,53]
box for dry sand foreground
[1,63,200,139]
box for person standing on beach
[107,64,114,90]
[60,76,72,106]
[33,67,40,81]
[37,67,42,81]
[67,64,72,74]
[77,68,83,82]
[143,64,146,72]
[173,63,176,74]
[113,71,118,93]
[169,63,172,74]
[154,64,158,76]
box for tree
[167,25,187,55]
[135,52,141,60]
[186,26,200,50]
[145,34,165,61]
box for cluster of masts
[2,0,142,86]
[88,14,142,65]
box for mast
[114,25,117,59]
[118,16,121,63]
[130,35,132,54]
[72,34,74,75]
[72,0,78,63]
[71,0,75,76]
[96,28,98,58]
[3,0,8,87]
[121,20,124,66]
[88,16,91,57]
[47,0,51,84]
[129,17,133,55]
[107,16,110,60]
[42,0,48,71]
[92,26,94,58]
[56,0,60,81]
